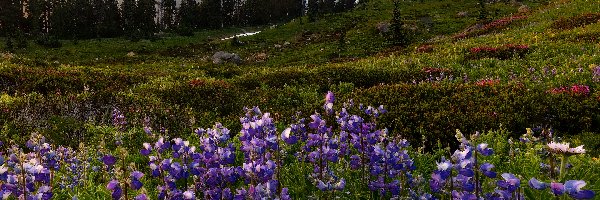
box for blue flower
[140,143,152,156]
[480,163,497,178]
[551,182,565,196]
[130,171,144,190]
[106,180,122,200]
[102,155,116,167]
[497,173,520,192]
[281,128,298,145]
[452,190,477,200]
[528,178,548,190]
[565,180,595,199]
[135,194,148,200]
[476,143,494,156]
[429,173,445,193]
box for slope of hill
[0,0,598,149]
[1,0,600,199]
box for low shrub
[454,15,528,39]
[551,13,600,30]
[352,83,600,148]
[416,44,434,53]
[465,44,530,60]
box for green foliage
[35,36,63,48]
[352,83,600,147]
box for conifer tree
[307,0,319,22]
[122,0,137,37]
[478,0,488,21]
[101,0,123,37]
[161,0,177,30]
[72,0,94,38]
[0,0,25,36]
[199,0,222,28]
[178,0,198,29]
[137,0,157,37]
[390,0,409,46]
[222,0,236,27]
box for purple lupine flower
[565,180,595,199]
[455,146,472,161]
[143,116,152,135]
[551,182,565,195]
[280,188,291,200]
[497,173,520,192]
[480,163,497,178]
[36,185,53,200]
[106,180,122,200]
[476,143,494,156]
[457,160,474,177]
[429,173,445,193]
[529,178,548,190]
[130,171,144,190]
[281,128,298,145]
[102,155,116,167]
[112,108,127,128]
[324,92,335,115]
[140,143,152,156]
[592,65,600,82]
[135,194,148,200]
[154,137,170,153]
[452,190,477,200]
[435,158,452,179]
[325,91,335,104]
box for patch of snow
[221,31,262,41]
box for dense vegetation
[0,0,599,198]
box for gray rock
[212,51,242,65]
[376,22,390,33]
[457,11,468,18]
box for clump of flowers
[467,44,530,60]
[548,84,590,96]
[454,15,528,39]
[416,45,434,53]
[192,123,241,199]
[420,67,453,83]
[429,130,526,200]
[591,64,600,82]
[529,178,595,199]
[475,78,500,87]
[237,107,290,199]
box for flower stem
[474,151,480,199]
[559,155,567,181]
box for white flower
[282,128,291,139]
[437,161,451,171]
[568,145,585,154]
[547,142,570,153]
[547,142,585,155]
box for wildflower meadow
[0,92,597,199]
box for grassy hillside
[2,0,599,147]
[1,0,600,199]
